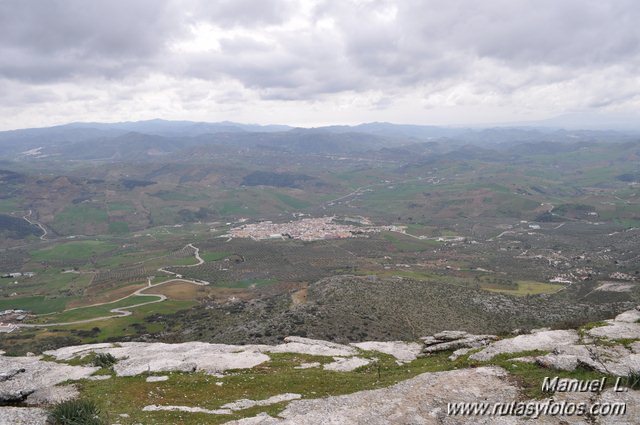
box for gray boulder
[469,330,579,361]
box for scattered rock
[420,336,438,345]
[142,405,231,415]
[421,331,497,355]
[598,388,640,424]
[223,367,519,424]
[294,362,320,369]
[448,348,472,361]
[45,342,270,376]
[350,341,422,363]
[87,375,111,381]
[0,407,48,425]
[510,356,537,364]
[0,367,25,382]
[323,357,370,372]
[588,321,640,340]
[143,394,303,417]
[221,393,302,411]
[225,412,280,424]
[45,338,359,376]
[529,344,640,376]
[433,330,469,341]
[146,375,169,382]
[469,330,579,361]
[25,385,79,405]
[535,353,581,371]
[616,308,640,323]
[266,337,357,357]
[0,355,97,404]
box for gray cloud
[0,0,639,128]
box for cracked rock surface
[0,355,97,404]
[469,330,579,361]
[0,407,48,425]
[223,367,520,424]
[508,308,640,376]
[421,331,498,355]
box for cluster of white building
[1,272,35,278]
[229,216,403,241]
[0,322,18,333]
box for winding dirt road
[19,244,209,328]
[22,209,48,240]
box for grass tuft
[92,353,117,369]
[48,399,106,425]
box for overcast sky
[1,0,639,130]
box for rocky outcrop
[142,393,303,416]
[45,341,271,376]
[0,355,97,404]
[420,331,498,355]
[323,356,370,372]
[587,309,640,340]
[4,307,640,424]
[223,367,521,424]
[44,337,365,377]
[0,407,48,425]
[267,336,357,357]
[351,341,422,363]
[469,329,579,361]
[221,393,302,411]
[507,308,640,376]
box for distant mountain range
[0,119,637,161]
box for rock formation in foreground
[3,308,640,424]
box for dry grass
[69,282,147,308]
[140,280,204,300]
[291,287,308,305]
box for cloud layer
[1,0,639,129]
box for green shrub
[622,370,640,390]
[92,353,117,368]
[48,399,105,425]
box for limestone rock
[87,375,111,381]
[421,332,497,355]
[588,321,640,340]
[0,407,48,425]
[146,375,169,382]
[143,404,231,415]
[614,309,640,323]
[295,362,320,369]
[46,342,271,376]
[448,348,472,361]
[221,393,302,410]
[45,339,368,376]
[535,353,581,371]
[518,343,640,376]
[223,367,519,424]
[350,341,422,363]
[266,337,357,357]
[24,385,79,405]
[433,330,470,341]
[420,336,438,345]
[469,330,579,361]
[0,355,97,404]
[598,387,640,424]
[323,357,370,372]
